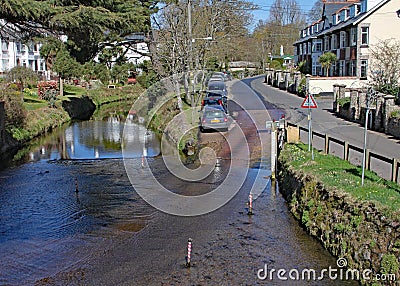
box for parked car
[207,81,227,97]
[203,91,228,113]
[208,75,225,82]
[200,105,229,132]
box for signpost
[301,75,317,160]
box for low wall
[335,86,400,138]
[278,154,400,285]
[308,76,359,96]
[264,69,362,96]
[387,117,400,138]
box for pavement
[240,76,400,183]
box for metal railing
[287,122,399,184]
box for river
[0,100,357,285]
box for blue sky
[250,0,317,28]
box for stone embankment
[277,152,400,285]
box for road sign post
[301,75,317,160]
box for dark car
[200,105,229,132]
[202,91,228,113]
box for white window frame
[360,59,368,78]
[361,27,369,45]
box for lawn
[281,143,400,212]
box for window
[332,34,338,49]
[355,4,360,15]
[1,41,8,52]
[339,60,345,76]
[350,60,357,76]
[360,60,368,78]
[324,37,330,51]
[350,28,357,46]
[314,42,322,52]
[2,59,9,70]
[361,27,369,45]
[340,31,348,48]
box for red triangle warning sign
[301,95,318,108]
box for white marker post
[186,238,192,267]
[248,193,253,215]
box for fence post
[366,149,370,170]
[344,142,349,161]
[324,134,329,154]
[392,158,399,183]
[296,124,301,141]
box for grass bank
[278,143,400,285]
[6,84,145,145]
[280,143,400,213]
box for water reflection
[23,116,160,163]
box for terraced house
[294,0,400,79]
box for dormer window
[336,14,341,24]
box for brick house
[293,0,400,79]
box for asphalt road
[244,76,400,182]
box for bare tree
[307,0,324,24]
[269,0,304,26]
[369,39,400,96]
[251,0,305,59]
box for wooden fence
[287,122,399,184]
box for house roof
[353,0,391,25]
[293,0,392,45]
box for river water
[0,102,357,285]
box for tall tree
[254,0,305,58]
[0,0,158,63]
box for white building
[0,38,47,75]
[0,21,47,75]
[294,0,400,79]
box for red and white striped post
[248,193,253,215]
[141,155,145,168]
[186,238,192,267]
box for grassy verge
[87,84,144,106]
[9,105,70,142]
[280,143,400,213]
[7,84,144,143]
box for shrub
[3,91,26,129]
[37,81,59,99]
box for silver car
[200,105,229,132]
